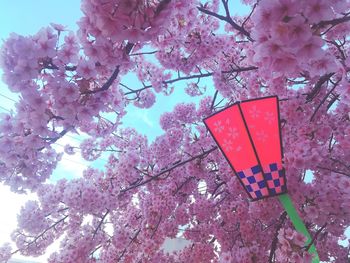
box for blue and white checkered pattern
[263,163,287,195]
[237,165,269,200]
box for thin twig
[305,223,327,251]
[92,209,109,240]
[269,212,287,263]
[197,1,252,40]
[117,229,141,262]
[310,80,339,122]
[316,166,350,177]
[151,215,162,238]
[129,50,158,56]
[316,14,350,35]
[82,66,120,95]
[124,66,257,95]
[82,42,134,95]
[306,73,334,102]
[11,215,68,255]
[120,146,218,193]
[173,176,195,195]
[210,90,219,111]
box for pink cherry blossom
[0,0,349,262]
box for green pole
[278,194,320,263]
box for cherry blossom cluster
[250,0,348,79]
[79,0,175,43]
[0,0,350,262]
[275,228,313,262]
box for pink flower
[35,27,57,58]
[307,54,339,76]
[64,32,78,47]
[50,23,66,32]
[296,36,325,60]
[271,22,292,44]
[0,243,12,262]
[272,55,298,77]
[304,0,334,23]
[64,144,76,155]
[284,228,295,240]
[287,16,312,45]
[293,232,307,247]
[76,59,96,79]
[133,89,156,109]
[58,45,79,64]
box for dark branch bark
[197,2,252,40]
[39,128,70,150]
[317,14,350,28]
[326,39,347,61]
[92,209,109,240]
[173,176,195,195]
[124,66,257,95]
[117,229,141,262]
[42,64,77,71]
[129,50,158,56]
[124,72,213,95]
[310,79,339,122]
[212,181,226,198]
[151,215,162,238]
[305,223,327,251]
[316,166,350,177]
[210,90,219,111]
[46,129,69,143]
[155,0,171,16]
[242,2,257,28]
[119,146,218,193]
[306,73,334,102]
[82,42,134,95]
[40,58,77,71]
[82,66,120,95]
[221,66,258,74]
[269,211,287,263]
[11,215,68,255]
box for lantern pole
[278,193,320,263]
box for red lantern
[204,96,287,201]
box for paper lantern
[204,96,286,200]
[203,96,320,262]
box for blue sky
[0,1,82,36]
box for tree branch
[310,79,339,122]
[120,146,218,193]
[306,73,334,102]
[269,211,287,263]
[316,166,350,177]
[92,209,109,240]
[129,50,158,56]
[221,66,258,74]
[197,1,252,40]
[117,229,141,262]
[173,176,195,195]
[82,66,120,95]
[210,90,219,111]
[305,223,327,251]
[316,14,350,30]
[124,66,257,95]
[11,215,68,255]
[151,215,162,238]
[82,42,134,95]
